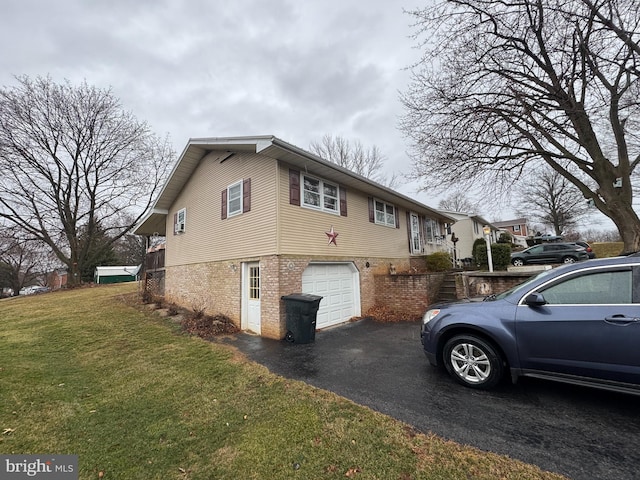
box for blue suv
[421,256,640,395]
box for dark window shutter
[368,197,374,223]
[406,212,412,250]
[395,207,400,229]
[173,212,178,235]
[339,187,347,216]
[243,178,251,213]
[289,169,300,205]
[221,189,228,219]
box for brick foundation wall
[165,255,414,340]
[166,260,539,336]
[275,256,309,339]
[166,262,242,320]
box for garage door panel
[301,263,359,329]
[328,293,343,305]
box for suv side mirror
[525,292,547,307]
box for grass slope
[0,284,566,479]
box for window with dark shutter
[243,178,251,213]
[371,198,397,227]
[221,189,227,220]
[289,169,300,206]
[227,181,242,216]
[222,178,251,219]
[339,187,347,216]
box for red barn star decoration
[325,225,339,246]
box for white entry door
[242,262,261,334]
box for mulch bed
[180,313,240,339]
[120,291,240,338]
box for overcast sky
[0,0,615,230]
[1,2,430,191]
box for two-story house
[134,136,455,339]
[492,218,529,237]
[440,211,499,264]
[492,218,530,247]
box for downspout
[275,160,281,255]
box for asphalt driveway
[217,319,640,480]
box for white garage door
[301,263,360,329]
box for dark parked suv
[511,242,589,266]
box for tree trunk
[68,262,81,287]
[605,203,640,254]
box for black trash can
[281,293,323,343]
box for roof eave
[139,135,456,232]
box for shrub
[474,242,511,270]
[181,311,239,338]
[491,243,512,270]
[141,289,155,304]
[472,238,487,266]
[425,251,452,272]
[497,232,512,244]
[167,303,180,316]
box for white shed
[94,265,141,284]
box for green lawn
[0,284,566,479]
[591,242,624,258]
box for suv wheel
[562,256,577,264]
[512,258,524,267]
[443,335,504,389]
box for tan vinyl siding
[277,164,411,258]
[166,152,278,266]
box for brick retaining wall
[373,273,446,320]
[455,270,543,298]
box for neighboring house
[94,266,141,284]
[440,211,499,264]
[492,218,530,237]
[492,218,530,248]
[134,135,455,339]
[47,269,67,290]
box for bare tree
[400,0,640,252]
[309,134,399,188]
[114,232,147,266]
[0,76,173,286]
[438,191,477,213]
[0,229,47,294]
[515,169,590,235]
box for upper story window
[367,196,398,228]
[174,208,186,234]
[303,175,339,214]
[221,178,251,220]
[290,169,347,217]
[227,180,243,217]
[425,218,442,243]
[374,199,396,227]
